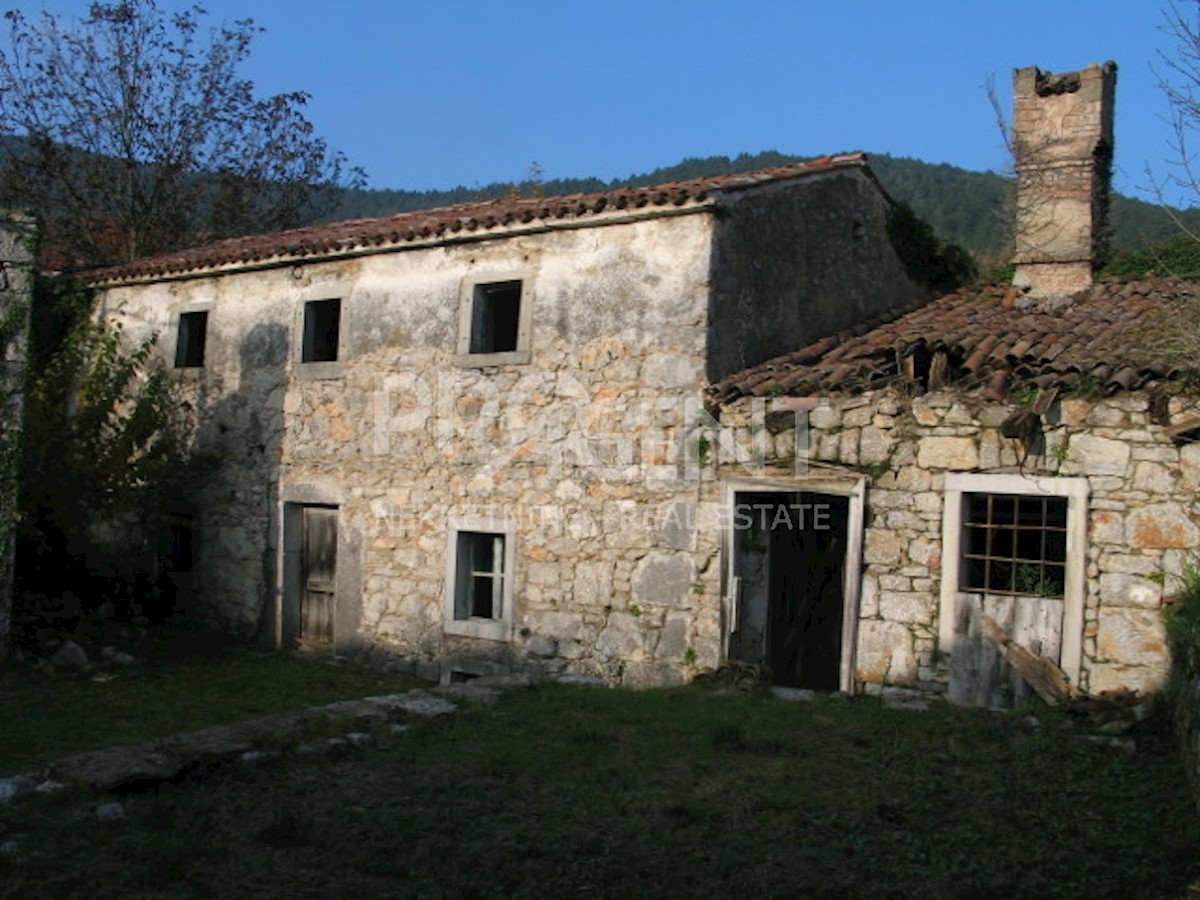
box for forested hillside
[329,151,1200,262]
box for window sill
[452,350,531,368]
[296,361,345,381]
[444,617,512,642]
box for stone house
[83,58,1190,705]
[85,154,929,684]
[703,59,1198,705]
[709,274,1200,704]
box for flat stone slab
[0,774,39,805]
[432,684,502,705]
[50,746,178,792]
[554,674,607,687]
[26,688,461,794]
[882,694,931,712]
[362,691,458,716]
[770,687,816,702]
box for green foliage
[1165,555,1200,679]
[0,0,361,267]
[14,274,199,634]
[1104,232,1200,279]
[1014,564,1063,598]
[0,641,426,772]
[886,201,978,292]
[0,252,30,608]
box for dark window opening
[455,531,505,620]
[469,281,522,354]
[161,513,194,574]
[302,299,341,363]
[961,492,1068,598]
[175,311,208,368]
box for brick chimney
[1011,61,1117,300]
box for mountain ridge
[328,150,1200,262]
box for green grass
[2,683,1197,898]
[0,638,425,772]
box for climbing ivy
[12,273,202,641]
[886,201,978,294]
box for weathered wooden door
[300,507,337,648]
[946,489,1068,707]
[948,593,1063,708]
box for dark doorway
[729,490,850,689]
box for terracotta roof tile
[710,276,1200,403]
[83,153,870,285]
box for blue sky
[16,1,1196,204]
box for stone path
[0,678,529,804]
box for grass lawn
[0,636,426,773]
[1,681,1198,898]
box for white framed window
[453,275,532,367]
[938,473,1088,683]
[444,517,516,641]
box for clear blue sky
[17,1,1197,205]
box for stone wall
[101,212,725,684]
[716,386,1200,697]
[94,165,935,685]
[706,169,926,382]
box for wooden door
[300,507,337,647]
[948,593,1063,708]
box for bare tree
[1157,2,1200,219]
[0,1,363,269]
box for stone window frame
[452,271,533,368]
[937,473,1089,682]
[294,294,348,381]
[168,301,213,376]
[444,515,517,642]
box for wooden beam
[980,614,1077,705]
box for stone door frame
[719,474,866,693]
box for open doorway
[724,481,863,691]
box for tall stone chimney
[1011,61,1117,300]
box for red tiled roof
[84,153,870,285]
[711,277,1200,403]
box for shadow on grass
[3,683,1197,898]
[0,630,426,773]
